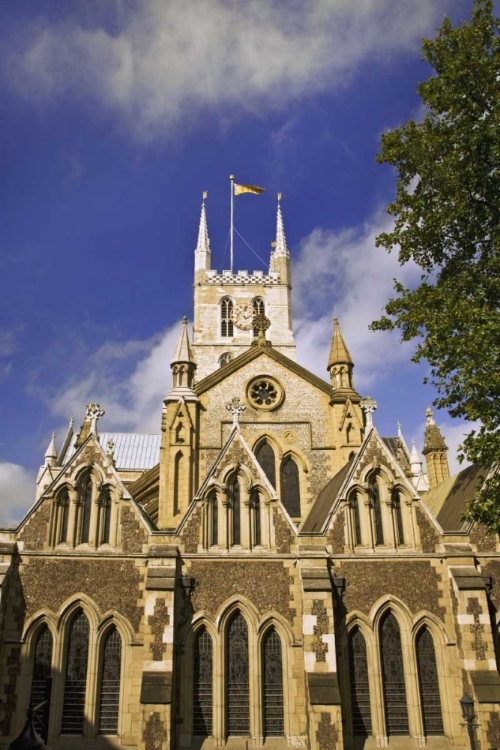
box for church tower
[192,195,296,380]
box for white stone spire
[194,192,211,277]
[274,193,289,258]
[410,440,422,473]
[44,432,57,467]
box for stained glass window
[416,628,444,735]
[30,625,53,740]
[99,627,121,734]
[226,613,249,735]
[221,298,234,337]
[79,473,92,544]
[62,610,89,734]
[281,457,300,518]
[263,629,284,736]
[380,612,409,735]
[348,627,372,736]
[193,628,213,736]
[232,479,241,545]
[255,441,276,489]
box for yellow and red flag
[233,182,265,196]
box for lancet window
[392,491,405,546]
[98,627,122,735]
[99,488,112,545]
[78,471,93,544]
[231,477,241,545]
[351,492,363,546]
[193,628,213,736]
[210,491,218,546]
[226,612,250,736]
[262,628,284,736]
[30,625,53,740]
[370,476,384,546]
[281,456,301,518]
[252,297,265,337]
[348,627,372,736]
[221,298,234,338]
[255,441,276,489]
[57,488,70,545]
[380,612,409,736]
[61,610,90,734]
[416,628,444,735]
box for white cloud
[50,322,181,433]
[3,0,451,140]
[0,463,35,526]
[293,211,420,388]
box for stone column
[67,487,78,547]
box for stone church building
[1,197,500,750]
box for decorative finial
[106,437,115,455]
[397,421,403,439]
[277,192,282,202]
[86,402,105,433]
[202,190,208,202]
[226,397,246,426]
[425,406,435,425]
[253,313,271,346]
[69,416,74,429]
[360,397,378,430]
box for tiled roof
[99,433,161,470]
[64,433,161,471]
[422,464,486,532]
[301,459,354,534]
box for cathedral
[1,196,500,750]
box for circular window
[247,375,284,411]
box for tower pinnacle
[270,193,291,284]
[170,316,197,391]
[327,317,354,390]
[422,407,450,488]
[44,432,57,467]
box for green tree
[371,0,500,529]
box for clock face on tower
[230,303,256,331]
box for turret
[44,432,58,468]
[170,316,197,392]
[422,407,450,488]
[194,193,211,282]
[327,317,355,391]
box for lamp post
[460,694,478,750]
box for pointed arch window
[78,471,92,544]
[252,490,262,546]
[62,609,90,734]
[231,477,241,545]
[255,441,276,489]
[252,297,265,337]
[416,628,444,735]
[262,628,284,736]
[173,451,183,516]
[221,298,234,338]
[193,628,213,736]
[100,488,112,545]
[348,627,372,736]
[370,476,384,545]
[351,492,363,546]
[58,488,70,545]
[281,456,301,518]
[99,627,122,735]
[226,613,249,736]
[380,612,409,736]
[210,491,218,546]
[393,491,405,546]
[30,625,53,740]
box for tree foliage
[371,0,500,529]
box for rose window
[246,376,284,411]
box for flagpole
[229,174,234,272]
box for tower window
[219,352,233,367]
[252,297,265,337]
[221,298,234,337]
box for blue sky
[0,0,479,523]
